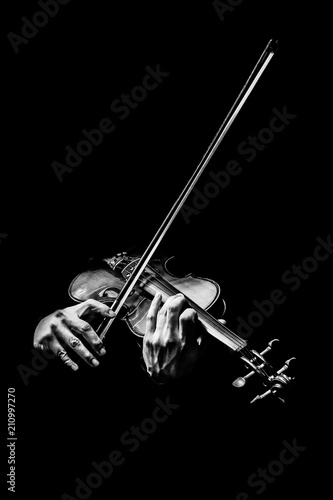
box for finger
[179,308,198,343]
[179,309,212,352]
[53,322,100,368]
[145,293,162,336]
[159,293,184,316]
[48,338,79,372]
[71,299,116,319]
[218,319,226,325]
[63,316,106,356]
[158,294,187,338]
[142,338,155,370]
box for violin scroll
[232,340,296,403]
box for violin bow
[100,39,279,339]
[99,39,297,403]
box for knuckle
[150,339,163,352]
[81,322,92,332]
[151,365,161,377]
[42,331,54,342]
[158,308,167,318]
[50,322,61,335]
[144,339,154,350]
[167,296,187,313]
[82,352,93,362]
[60,316,71,326]
[166,304,178,314]
[57,350,68,359]
[80,348,94,361]
[86,298,98,307]
[92,338,103,348]
[54,309,65,319]
[178,295,187,306]
[146,312,155,322]
[182,308,197,321]
[62,357,74,367]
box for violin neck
[196,315,246,352]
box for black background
[2,1,331,499]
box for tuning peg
[260,338,279,356]
[232,360,265,388]
[232,371,255,388]
[232,352,267,389]
[247,339,280,366]
[250,383,286,404]
[250,389,273,404]
[276,357,296,375]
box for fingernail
[108,309,116,317]
[99,347,106,356]
[71,364,79,371]
[92,358,99,367]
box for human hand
[142,293,210,383]
[33,299,115,371]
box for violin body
[68,253,225,337]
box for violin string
[131,267,247,349]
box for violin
[67,39,296,403]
